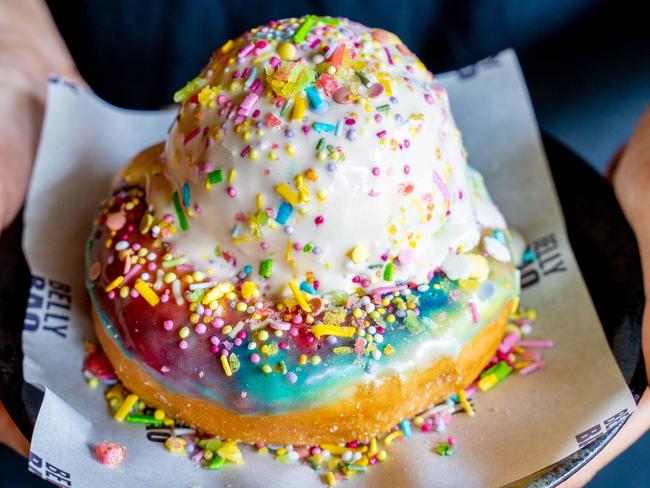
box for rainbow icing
[86,16,519,417]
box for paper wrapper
[22,50,635,487]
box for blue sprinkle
[401,419,412,437]
[312,122,336,133]
[335,120,343,136]
[478,281,496,300]
[244,67,258,88]
[244,265,252,275]
[182,182,190,207]
[305,86,328,113]
[493,229,506,244]
[523,249,536,263]
[299,281,316,294]
[275,201,293,224]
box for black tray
[0,134,645,486]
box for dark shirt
[46,0,600,109]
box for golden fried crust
[93,302,510,445]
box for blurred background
[2,0,649,485]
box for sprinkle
[293,16,316,44]
[291,97,307,120]
[355,71,370,86]
[165,436,187,455]
[221,354,233,377]
[349,244,369,264]
[288,281,312,312]
[183,127,201,146]
[275,201,293,224]
[238,42,255,58]
[113,394,138,421]
[277,42,296,61]
[401,419,412,437]
[275,183,300,205]
[95,442,127,465]
[310,324,355,339]
[383,430,403,445]
[240,145,252,158]
[383,261,393,281]
[172,191,189,230]
[458,389,475,416]
[517,339,554,349]
[125,414,163,426]
[305,86,327,112]
[280,98,294,117]
[207,169,223,184]
[105,276,124,293]
[173,76,204,103]
[326,471,336,486]
[519,360,544,376]
[241,281,256,299]
[478,361,512,392]
[376,104,390,112]
[259,259,273,278]
[134,280,160,307]
[300,281,316,294]
[469,302,480,323]
[312,122,336,133]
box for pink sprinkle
[315,215,324,225]
[183,128,200,146]
[160,293,169,303]
[108,291,116,299]
[432,169,451,205]
[238,42,255,58]
[376,130,387,138]
[448,436,457,446]
[240,145,252,158]
[270,56,281,69]
[210,336,220,345]
[179,340,188,350]
[421,423,433,433]
[519,360,544,376]
[469,302,480,323]
[279,342,288,350]
[464,382,478,397]
[403,165,411,175]
[227,186,237,197]
[194,323,207,335]
[121,263,142,286]
[250,353,260,364]
[518,339,554,349]
[293,242,303,251]
[212,317,224,328]
[129,288,139,298]
[361,279,370,288]
[384,47,394,65]
[498,331,520,354]
[270,321,291,330]
[292,314,303,324]
[372,167,380,176]
[370,284,407,297]
[310,39,321,49]
[95,441,126,465]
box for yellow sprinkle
[275,183,300,205]
[258,446,269,455]
[377,450,387,461]
[134,279,160,306]
[326,471,336,486]
[458,389,475,417]
[154,409,165,421]
[277,41,296,60]
[221,354,233,376]
[119,286,129,298]
[229,169,236,183]
[310,324,355,339]
[221,39,234,52]
[291,96,307,120]
[232,236,250,244]
[113,394,138,421]
[295,174,311,203]
[262,364,272,373]
[256,193,263,212]
[368,437,378,457]
[165,436,187,455]
[105,276,124,292]
[241,281,256,299]
[349,244,369,264]
[258,330,269,341]
[299,354,308,365]
[383,430,403,445]
[383,344,395,355]
[321,444,367,455]
[288,281,312,312]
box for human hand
[0,0,84,456]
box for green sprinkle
[162,256,188,268]
[173,76,204,103]
[307,455,320,470]
[383,261,394,281]
[346,465,367,472]
[259,258,273,278]
[404,310,424,335]
[172,191,189,230]
[208,169,223,184]
[278,360,288,375]
[188,288,207,303]
[280,97,294,117]
[316,137,326,152]
[355,71,370,86]
[293,15,316,45]
[125,414,163,426]
[376,104,390,112]
[302,242,314,253]
[207,454,225,470]
[229,353,240,373]
[256,210,269,226]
